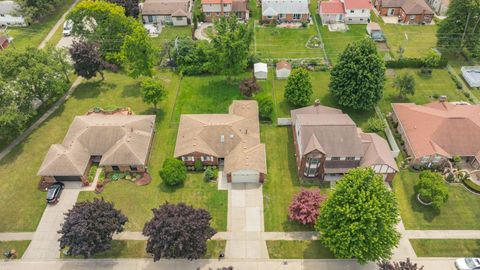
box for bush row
[385,57,447,69]
[463,178,480,194]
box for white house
[0,1,26,26]
[318,0,345,25]
[276,61,291,79]
[254,63,268,80]
[343,0,371,24]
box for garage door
[231,170,259,183]
[54,176,81,181]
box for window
[224,12,229,16]
[360,18,364,21]
[216,12,220,16]
[175,17,183,21]
[348,18,352,21]
[432,156,442,163]
[223,3,228,7]
[304,157,320,177]
[165,15,172,22]
[350,10,354,13]
[361,9,365,13]
[293,13,301,20]
[331,157,340,161]
[147,15,153,22]
[130,165,138,171]
[182,156,194,162]
[420,156,430,164]
[267,15,273,19]
[409,15,416,20]
[205,12,210,16]
[279,13,286,19]
[112,165,120,171]
[201,156,213,162]
[346,157,355,161]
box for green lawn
[61,240,225,259]
[0,240,30,259]
[318,24,368,64]
[393,169,480,229]
[255,26,323,59]
[410,239,480,257]
[7,0,76,50]
[267,240,335,259]
[381,23,438,59]
[151,26,191,50]
[379,68,466,113]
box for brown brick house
[38,115,156,185]
[174,100,267,183]
[292,102,398,181]
[375,0,434,24]
[201,0,249,22]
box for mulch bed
[135,173,152,186]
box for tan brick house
[174,100,267,183]
[375,0,434,24]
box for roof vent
[220,134,225,143]
[229,134,234,139]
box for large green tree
[393,73,415,99]
[284,68,313,107]
[315,168,400,264]
[329,38,385,110]
[437,0,480,57]
[121,23,157,78]
[140,78,167,111]
[210,15,252,78]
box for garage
[54,176,81,182]
[231,169,260,183]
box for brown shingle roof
[142,0,191,17]
[380,0,433,14]
[360,132,398,171]
[276,61,291,71]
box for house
[391,99,480,170]
[0,0,25,26]
[461,66,480,88]
[366,22,386,41]
[276,61,291,79]
[375,0,434,24]
[141,0,192,26]
[425,0,449,15]
[318,0,345,25]
[201,0,249,22]
[254,62,268,80]
[38,114,156,185]
[174,100,267,183]
[261,0,310,23]
[292,101,398,181]
[0,35,9,50]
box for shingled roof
[380,0,433,14]
[142,0,192,17]
[38,115,156,176]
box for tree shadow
[121,82,140,98]
[409,191,440,222]
[73,80,115,100]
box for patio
[327,23,348,32]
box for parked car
[46,182,65,204]
[456,258,480,270]
[63,20,73,36]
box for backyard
[318,24,367,64]
[381,23,438,59]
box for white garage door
[232,169,259,183]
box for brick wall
[178,151,219,167]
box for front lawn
[393,169,480,229]
[318,24,367,64]
[267,240,335,259]
[410,239,480,257]
[0,240,30,259]
[381,23,438,59]
[379,68,465,113]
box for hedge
[463,178,480,194]
[385,57,448,69]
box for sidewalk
[38,0,80,49]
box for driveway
[56,35,74,49]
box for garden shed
[254,63,268,80]
[461,66,480,88]
[276,61,291,79]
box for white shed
[254,63,268,80]
[276,61,291,79]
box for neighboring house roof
[380,0,433,14]
[261,0,309,16]
[319,0,345,14]
[367,22,381,31]
[0,35,9,49]
[343,0,371,10]
[392,101,480,159]
[232,0,248,12]
[276,61,291,70]
[360,133,398,171]
[142,0,191,17]
[38,115,156,176]
[174,100,267,174]
[0,0,20,15]
[202,0,233,4]
[254,62,268,73]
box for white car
[63,20,73,36]
[456,258,480,270]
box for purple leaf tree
[288,188,326,225]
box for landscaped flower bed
[306,36,322,49]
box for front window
[182,156,194,162]
[165,15,172,22]
[201,156,213,162]
[205,12,210,16]
[293,13,301,20]
[420,156,430,164]
[432,156,442,163]
[147,15,153,22]
[175,17,183,21]
[331,157,340,161]
[279,14,286,18]
[409,15,416,19]
[346,157,355,161]
[350,10,354,13]
[112,165,120,171]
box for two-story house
[291,101,398,181]
[261,0,310,23]
[319,0,371,25]
[201,0,249,22]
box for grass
[379,68,466,113]
[318,24,368,64]
[410,239,480,257]
[0,240,30,259]
[393,169,480,229]
[151,26,191,51]
[255,26,323,59]
[381,23,438,59]
[7,0,76,50]
[267,240,335,259]
[61,240,225,259]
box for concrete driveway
[56,35,74,49]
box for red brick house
[375,0,434,24]
[201,0,249,22]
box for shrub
[239,77,260,97]
[364,117,386,133]
[258,97,274,120]
[288,188,326,225]
[159,158,187,186]
[204,167,217,181]
[448,70,463,90]
[453,156,461,164]
[419,67,432,76]
[416,171,448,210]
[422,49,442,68]
[285,68,313,107]
[194,159,204,171]
[464,178,480,193]
[385,58,424,69]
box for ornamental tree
[239,77,260,97]
[140,78,167,111]
[416,171,449,210]
[58,198,128,258]
[377,258,424,270]
[258,96,274,120]
[121,22,157,78]
[315,168,400,264]
[329,38,385,110]
[159,158,187,186]
[284,68,313,107]
[393,73,416,99]
[70,40,105,80]
[143,203,216,260]
[288,188,326,225]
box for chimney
[314,99,321,106]
[439,95,447,102]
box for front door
[388,8,395,16]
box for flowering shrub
[288,188,326,225]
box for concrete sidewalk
[38,0,80,49]
[404,230,480,239]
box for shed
[276,61,291,79]
[366,22,385,42]
[254,62,268,80]
[461,66,480,88]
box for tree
[315,168,400,264]
[172,37,212,75]
[437,0,480,57]
[288,188,326,225]
[17,0,62,23]
[140,78,167,111]
[70,40,105,80]
[105,0,140,17]
[239,77,260,97]
[159,158,187,186]
[58,198,128,258]
[329,38,385,110]
[49,47,72,83]
[422,49,442,68]
[416,171,449,210]
[143,203,216,260]
[364,117,386,133]
[210,15,252,78]
[258,97,274,120]
[121,23,157,78]
[393,73,415,99]
[378,258,424,270]
[284,68,313,107]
